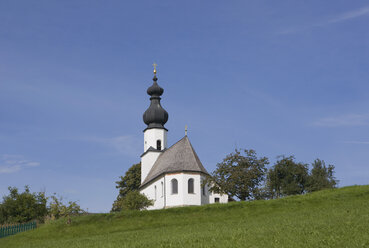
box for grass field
[1,185,368,248]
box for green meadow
[1,185,368,248]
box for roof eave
[139,170,210,190]
[140,147,166,157]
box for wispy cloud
[278,5,369,34]
[0,155,40,174]
[312,113,369,127]
[343,141,369,145]
[102,135,141,156]
[327,6,369,24]
[77,135,141,157]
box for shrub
[0,186,47,224]
[114,191,153,211]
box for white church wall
[209,192,228,204]
[141,172,228,210]
[182,173,202,206]
[165,173,202,208]
[165,173,185,207]
[144,128,167,151]
[140,176,165,210]
[201,175,210,205]
[141,152,161,183]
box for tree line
[1,148,337,221]
[207,149,337,201]
[113,149,337,211]
[0,186,85,225]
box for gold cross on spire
[153,62,157,75]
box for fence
[0,221,37,238]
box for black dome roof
[147,76,164,96]
[143,75,168,130]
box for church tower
[141,66,168,183]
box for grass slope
[1,185,369,248]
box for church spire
[143,65,168,131]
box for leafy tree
[252,183,272,200]
[0,186,48,224]
[113,191,153,211]
[206,149,269,201]
[307,159,337,192]
[267,156,309,198]
[48,194,85,224]
[116,163,141,198]
[112,163,141,212]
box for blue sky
[0,1,368,212]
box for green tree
[113,191,153,211]
[48,194,85,224]
[252,183,272,200]
[207,149,269,201]
[267,156,309,198]
[112,163,141,212]
[307,159,337,192]
[0,186,48,224]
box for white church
[139,68,228,210]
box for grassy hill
[1,185,368,248]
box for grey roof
[140,136,209,188]
[140,146,164,158]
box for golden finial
[185,125,188,136]
[153,62,157,75]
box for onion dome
[143,74,168,131]
[147,75,164,96]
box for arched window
[157,140,161,150]
[188,178,194,194]
[161,182,164,197]
[171,179,178,194]
[202,184,206,196]
[154,185,157,200]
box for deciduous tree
[307,159,337,192]
[267,156,308,198]
[112,163,142,212]
[207,149,269,201]
[113,191,153,211]
[48,194,85,224]
[0,186,47,224]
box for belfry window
[157,140,161,150]
[171,179,178,194]
[188,178,194,194]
